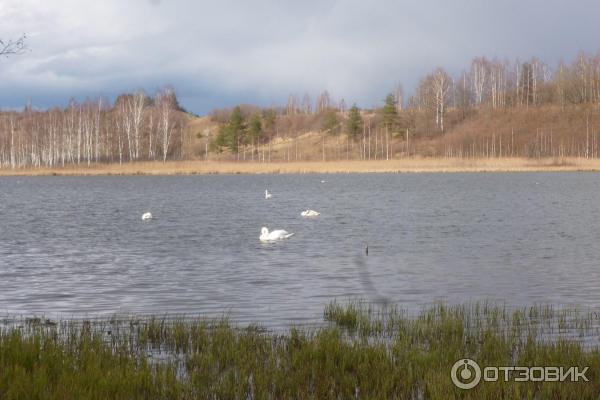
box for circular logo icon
[451,358,481,389]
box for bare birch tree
[0,35,27,57]
[432,68,451,132]
[471,57,487,106]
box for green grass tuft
[1,302,599,399]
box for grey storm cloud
[0,0,599,114]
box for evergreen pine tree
[382,93,398,130]
[345,104,363,140]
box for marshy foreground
[1,301,599,399]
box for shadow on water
[2,173,600,326]
[355,248,390,306]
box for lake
[1,173,599,327]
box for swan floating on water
[265,189,272,199]
[260,227,294,242]
[141,212,153,220]
[301,209,320,217]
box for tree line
[411,52,600,131]
[208,50,600,160]
[280,51,600,119]
[0,88,187,168]
[3,48,600,166]
[210,98,400,161]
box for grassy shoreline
[2,157,600,176]
[1,301,599,399]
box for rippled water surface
[1,173,600,326]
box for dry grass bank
[2,157,600,176]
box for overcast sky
[1,0,599,114]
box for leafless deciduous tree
[0,35,27,57]
[0,87,185,168]
[414,68,451,132]
[471,57,487,106]
[301,93,312,114]
[394,84,404,112]
[155,87,183,162]
[338,98,347,114]
[431,68,451,132]
[286,94,299,115]
[316,91,331,113]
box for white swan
[141,212,153,220]
[265,189,272,199]
[260,227,294,242]
[301,209,320,217]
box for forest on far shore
[2,50,600,168]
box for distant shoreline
[1,157,600,176]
